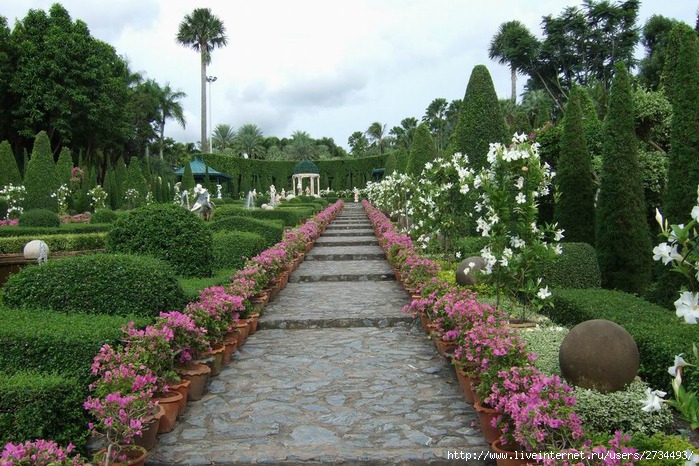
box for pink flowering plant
[121,322,178,390]
[1,440,86,466]
[536,431,638,465]
[185,286,244,347]
[155,311,210,366]
[488,365,584,452]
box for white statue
[281,188,286,199]
[305,186,310,196]
[190,184,215,221]
[270,184,276,200]
[216,184,222,199]
[252,189,257,198]
[353,186,359,203]
[180,190,190,209]
[297,179,302,191]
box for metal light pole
[206,76,217,152]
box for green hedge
[541,242,602,289]
[107,204,213,277]
[545,288,699,391]
[0,306,138,377]
[453,236,490,257]
[19,209,60,228]
[2,254,186,317]
[209,216,283,248]
[277,202,324,212]
[0,371,89,449]
[0,233,106,254]
[213,231,267,270]
[0,223,109,237]
[213,205,307,227]
[90,209,120,224]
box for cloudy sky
[4,1,696,149]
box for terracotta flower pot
[247,313,260,335]
[474,400,501,444]
[454,368,475,405]
[168,379,190,417]
[222,337,238,365]
[491,438,531,466]
[152,390,183,433]
[175,363,211,401]
[96,445,147,466]
[133,404,163,451]
[235,320,249,346]
[201,345,225,376]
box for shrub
[0,371,89,449]
[521,325,568,376]
[212,231,267,270]
[90,208,118,224]
[540,242,602,289]
[209,216,283,248]
[0,233,106,254]
[107,204,213,277]
[406,124,437,177]
[214,205,306,226]
[0,198,8,219]
[545,288,699,392]
[18,209,60,228]
[627,433,698,465]
[0,140,22,190]
[2,253,186,317]
[56,147,73,187]
[23,131,59,212]
[453,236,490,258]
[0,224,108,238]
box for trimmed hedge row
[107,204,213,277]
[0,306,138,377]
[0,232,106,254]
[209,216,284,248]
[2,254,187,317]
[545,288,699,391]
[541,242,602,289]
[19,209,60,227]
[213,231,268,270]
[0,371,89,449]
[213,205,306,226]
[0,223,109,238]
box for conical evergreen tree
[555,87,595,244]
[394,148,409,173]
[104,168,119,210]
[449,65,508,169]
[22,149,29,178]
[663,24,699,224]
[596,64,652,293]
[114,157,127,207]
[0,141,22,190]
[384,152,397,176]
[24,131,59,211]
[407,124,438,177]
[56,148,73,187]
[181,160,195,191]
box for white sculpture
[190,184,215,220]
[305,186,310,196]
[216,184,222,199]
[281,188,286,198]
[353,186,359,203]
[24,240,49,264]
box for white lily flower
[675,291,699,324]
[639,387,666,412]
[554,230,564,241]
[537,286,551,300]
[653,242,682,265]
[515,192,527,204]
[692,206,699,223]
[669,354,690,377]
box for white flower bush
[88,186,108,210]
[365,172,414,220]
[0,184,26,219]
[50,184,71,216]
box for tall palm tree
[284,130,321,160]
[488,20,539,102]
[176,8,227,154]
[366,121,387,154]
[157,83,186,160]
[212,123,235,152]
[348,131,368,156]
[423,98,448,151]
[389,117,418,151]
[234,123,266,158]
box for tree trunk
[510,65,517,103]
[200,46,208,154]
[159,119,165,160]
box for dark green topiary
[596,64,652,294]
[2,253,186,316]
[209,216,284,248]
[449,65,508,169]
[55,148,73,187]
[181,160,195,191]
[107,204,213,277]
[663,24,699,225]
[540,243,601,289]
[0,371,89,449]
[212,231,267,270]
[114,157,127,209]
[0,233,106,254]
[384,152,397,176]
[90,208,118,224]
[406,124,437,177]
[18,209,60,228]
[0,140,21,190]
[214,205,308,226]
[555,87,595,244]
[0,224,107,238]
[122,159,148,207]
[23,131,59,211]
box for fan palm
[234,124,266,158]
[212,123,236,152]
[366,122,387,154]
[176,8,227,154]
[157,83,186,160]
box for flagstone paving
[147,203,493,465]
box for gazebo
[174,156,232,185]
[291,160,320,197]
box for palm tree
[157,83,186,160]
[176,8,227,154]
[284,131,322,160]
[488,20,539,102]
[348,131,368,156]
[389,117,418,150]
[234,123,266,158]
[212,123,235,152]
[423,98,448,151]
[366,121,387,154]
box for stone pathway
[147,203,492,465]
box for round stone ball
[456,256,485,286]
[559,319,639,393]
[23,240,49,260]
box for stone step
[289,260,395,282]
[259,281,411,329]
[322,230,375,238]
[315,237,379,247]
[328,221,371,225]
[307,246,385,261]
[146,327,490,466]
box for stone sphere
[559,319,639,393]
[23,240,49,260]
[456,256,485,286]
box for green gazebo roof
[174,156,232,180]
[292,159,319,174]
